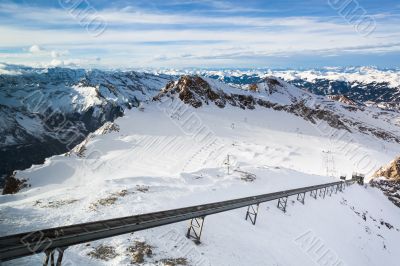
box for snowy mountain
[0,65,172,185]
[1,71,400,265]
[155,75,400,144]
[3,65,400,188]
[161,67,400,111]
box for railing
[0,178,360,265]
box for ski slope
[1,79,400,265]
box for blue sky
[0,0,400,69]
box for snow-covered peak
[273,67,400,89]
[155,75,249,108]
[155,74,305,108]
[153,66,400,89]
[248,76,316,105]
[250,76,289,94]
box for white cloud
[49,59,63,66]
[51,51,60,58]
[28,44,44,53]
[51,50,69,58]
[48,58,90,68]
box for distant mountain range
[174,67,400,110]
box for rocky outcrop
[68,122,120,158]
[289,78,400,111]
[328,95,358,106]
[155,76,223,108]
[2,172,27,195]
[252,77,287,94]
[370,157,400,208]
[373,157,400,181]
[370,179,400,208]
[95,122,120,135]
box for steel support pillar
[310,189,317,199]
[245,204,260,225]
[327,186,333,197]
[43,248,66,266]
[319,187,327,199]
[277,197,288,213]
[186,216,205,244]
[297,192,306,205]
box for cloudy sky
[1,0,400,69]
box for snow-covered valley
[1,73,400,265]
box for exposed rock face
[156,75,223,108]
[95,122,120,135]
[2,172,27,195]
[373,157,400,181]
[287,101,350,131]
[253,77,286,94]
[371,157,400,208]
[328,95,358,106]
[370,179,400,208]
[290,78,400,111]
[248,83,258,92]
[68,122,120,158]
[155,75,268,110]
